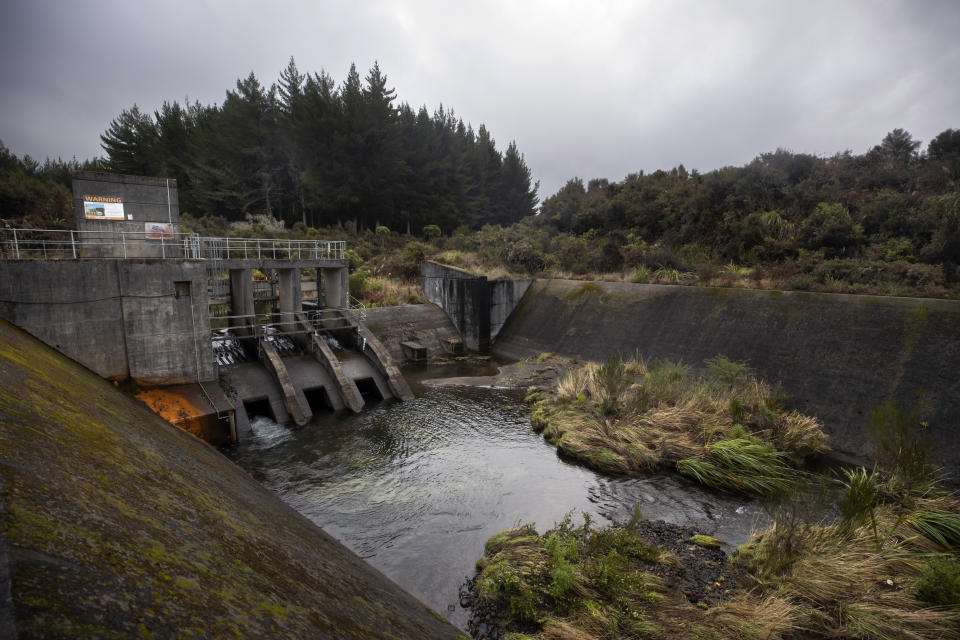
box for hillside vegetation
[2,58,957,300]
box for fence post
[71,230,77,259]
[13,229,19,259]
[122,232,127,259]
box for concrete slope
[364,304,461,361]
[259,338,311,425]
[0,319,462,639]
[493,279,960,476]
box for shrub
[632,265,652,282]
[868,401,935,492]
[422,224,441,239]
[705,355,753,389]
[590,356,630,414]
[915,556,960,606]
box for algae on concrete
[0,319,460,639]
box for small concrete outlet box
[400,341,427,362]
[443,337,464,355]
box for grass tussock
[529,354,828,496]
[473,513,706,639]
[487,387,959,639]
[474,441,960,640]
[725,504,960,639]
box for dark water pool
[225,367,768,629]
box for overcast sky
[2,0,958,200]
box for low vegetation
[471,403,960,639]
[473,510,702,639]
[526,354,827,496]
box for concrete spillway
[0,319,461,638]
[491,279,960,479]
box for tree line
[98,58,538,233]
[534,128,960,279]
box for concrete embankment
[493,279,960,477]
[0,319,461,638]
[364,303,463,361]
[421,261,532,351]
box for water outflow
[226,370,768,629]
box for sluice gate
[0,171,414,444]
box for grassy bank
[525,355,828,496]
[473,366,960,639]
[471,474,960,639]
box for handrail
[211,310,357,343]
[348,296,367,323]
[0,227,346,262]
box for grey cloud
[1,0,958,200]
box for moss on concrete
[0,319,460,639]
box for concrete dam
[0,172,414,446]
[422,261,960,480]
[3,171,959,635]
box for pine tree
[100,105,159,175]
[499,141,538,224]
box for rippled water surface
[226,367,768,628]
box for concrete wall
[72,172,183,258]
[420,260,531,351]
[0,260,215,384]
[0,319,460,638]
[364,304,462,363]
[491,279,533,338]
[493,279,960,477]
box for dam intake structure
[0,172,412,444]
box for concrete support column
[278,268,301,334]
[229,269,254,337]
[322,267,347,308]
[278,268,302,315]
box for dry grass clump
[349,274,427,306]
[723,506,960,639]
[713,452,960,640]
[529,354,828,495]
[429,249,515,280]
[472,457,960,639]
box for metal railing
[212,309,361,343]
[0,228,202,260]
[349,296,367,323]
[0,228,346,262]
[199,236,345,261]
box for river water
[225,364,769,629]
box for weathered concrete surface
[0,260,215,383]
[321,309,415,402]
[490,278,533,340]
[421,261,531,351]
[260,339,310,426]
[72,172,184,258]
[355,321,415,401]
[364,304,461,362]
[493,280,960,476]
[0,319,462,639]
[135,382,236,445]
[221,362,292,424]
[283,355,346,411]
